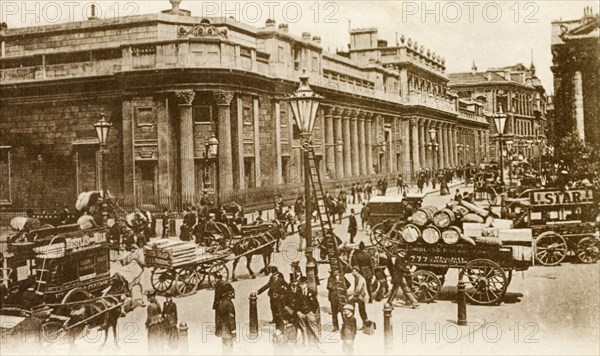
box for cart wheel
[176,268,201,296]
[208,264,230,288]
[462,259,507,305]
[535,232,568,266]
[410,270,441,303]
[486,187,499,206]
[576,237,600,264]
[61,288,93,308]
[369,223,388,246]
[194,265,208,286]
[150,267,176,293]
[506,269,513,286]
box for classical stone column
[402,119,411,178]
[325,107,335,179]
[411,118,420,172]
[333,107,344,179]
[274,101,283,185]
[350,112,360,177]
[215,91,234,194]
[358,113,367,176]
[573,70,585,142]
[365,115,373,175]
[453,127,459,165]
[437,124,443,169]
[419,120,426,169]
[443,125,450,168]
[175,90,196,206]
[342,109,352,177]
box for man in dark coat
[162,290,178,349]
[353,242,374,303]
[327,270,350,332]
[212,273,225,333]
[183,207,196,229]
[341,304,357,355]
[258,266,289,332]
[360,203,370,231]
[348,209,357,244]
[387,251,419,308]
[295,277,320,347]
[216,283,236,355]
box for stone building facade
[550,7,599,149]
[0,2,488,210]
[449,62,547,163]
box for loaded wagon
[503,187,600,265]
[370,200,534,305]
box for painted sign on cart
[530,189,594,206]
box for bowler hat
[221,283,234,295]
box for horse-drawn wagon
[503,187,599,265]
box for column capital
[341,108,352,118]
[349,109,359,118]
[214,91,234,106]
[409,117,418,126]
[175,90,196,106]
[324,105,335,117]
[331,106,343,117]
[363,112,374,121]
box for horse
[230,222,285,281]
[324,198,345,224]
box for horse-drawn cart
[145,240,231,296]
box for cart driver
[205,213,224,247]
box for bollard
[457,273,467,326]
[178,321,189,355]
[383,303,393,353]
[249,292,259,339]
[306,260,318,295]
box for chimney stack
[302,32,311,41]
[265,18,275,27]
[312,36,321,44]
[88,4,97,20]
[278,23,288,32]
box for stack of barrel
[401,199,493,246]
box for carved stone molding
[178,19,228,39]
[175,90,196,106]
[214,91,234,106]
[341,108,352,118]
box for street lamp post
[93,114,113,225]
[428,128,437,170]
[505,140,513,185]
[493,107,507,187]
[287,70,323,294]
[202,133,219,200]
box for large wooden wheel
[536,232,568,266]
[176,268,202,296]
[576,237,600,264]
[462,259,507,305]
[410,270,441,303]
[369,223,390,246]
[486,186,500,206]
[370,222,403,254]
[150,267,176,293]
[208,263,230,288]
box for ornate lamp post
[202,133,219,198]
[493,107,507,186]
[93,114,113,225]
[505,140,514,185]
[287,71,323,294]
[428,128,437,170]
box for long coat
[216,297,236,340]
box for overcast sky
[2,0,599,93]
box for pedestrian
[351,184,357,205]
[387,251,419,308]
[360,203,370,231]
[145,291,165,355]
[162,290,178,350]
[213,272,225,330]
[327,270,350,332]
[348,209,357,244]
[353,242,374,302]
[417,174,425,193]
[161,209,169,239]
[295,276,320,348]
[397,175,404,194]
[341,304,357,355]
[253,211,264,225]
[216,283,237,355]
[284,206,295,233]
[258,265,289,332]
[350,267,369,329]
[289,261,303,284]
[357,184,364,203]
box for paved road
[3,183,599,355]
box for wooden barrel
[451,204,470,217]
[401,224,421,243]
[422,226,441,244]
[441,226,461,245]
[411,206,438,227]
[432,209,456,229]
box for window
[193,105,213,123]
[278,45,285,63]
[0,147,11,204]
[312,55,319,73]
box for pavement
[2,180,599,355]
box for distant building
[0,1,488,211]
[550,7,599,149]
[448,62,547,163]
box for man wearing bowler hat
[216,283,236,355]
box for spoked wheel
[410,270,441,303]
[208,264,230,288]
[194,265,208,286]
[576,237,600,264]
[41,321,68,348]
[151,267,176,293]
[369,223,390,246]
[536,232,568,266]
[176,268,202,296]
[486,187,500,206]
[462,259,507,305]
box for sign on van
[530,189,594,206]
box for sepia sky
[2,0,599,93]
